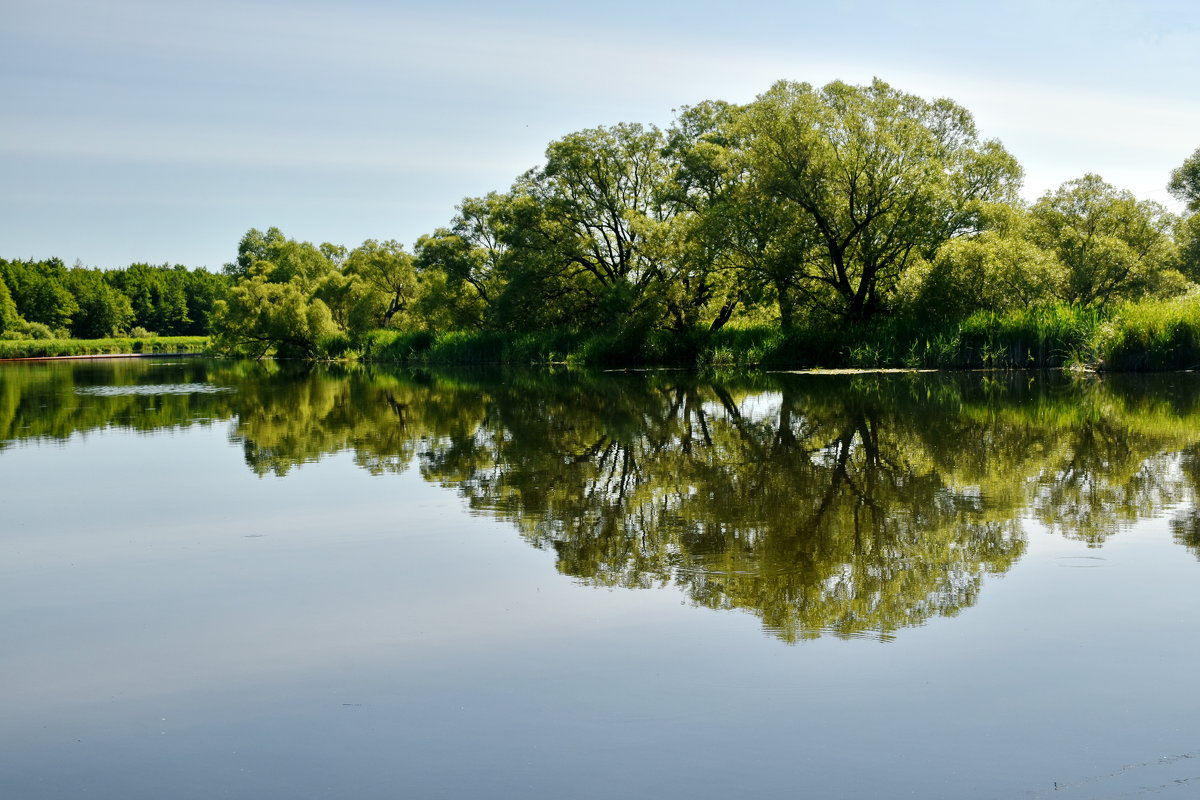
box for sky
[2,0,1198,270]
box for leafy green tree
[1175,213,1200,282]
[224,227,287,279]
[103,263,228,336]
[0,258,78,332]
[212,274,338,358]
[903,203,1062,321]
[1032,174,1180,307]
[415,192,512,329]
[214,228,421,355]
[0,272,22,335]
[1170,149,1200,282]
[213,228,346,356]
[496,123,680,331]
[259,239,334,287]
[180,267,231,335]
[108,263,188,334]
[736,79,1023,322]
[343,239,416,327]
[222,226,333,287]
[652,100,761,331]
[319,242,348,269]
[1168,147,1200,212]
[65,266,135,338]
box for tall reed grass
[350,298,1200,371]
[0,336,210,360]
[1095,294,1200,371]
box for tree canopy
[1169,148,1200,212]
[8,82,1197,353]
[1031,174,1180,307]
[737,79,1022,320]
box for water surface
[2,359,1199,798]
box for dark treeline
[10,78,1200,367]
[7,359,1200,639]
[0,258,229,341]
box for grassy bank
[354,299,1200,371]
[1093,294,1200,371]
[0,336,210,360]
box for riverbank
[0,336,210,361]
[358,296,1200,371]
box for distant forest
[0,258,228,340]
[4,78,1200,366]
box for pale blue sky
[3,0,1198,270]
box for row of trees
[10,78,1195,354]
[212,78,1200,357]
[214,230,415,357]
[0,258,229,340]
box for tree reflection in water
[6,360,1200,641]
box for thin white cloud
[3,0,1196,264]
[0,116,532,174]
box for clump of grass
[1095,293,1200,371]
[312,333,359,360]
[0,336,210,359]
[369,329,583,365]
[957,303,1100,369]
[700,326,785,368]
[345,297,1199,372]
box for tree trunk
[708,299,738,332]
[776,279,795,329]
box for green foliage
[902,204,1062,321]
[737,78,1022,321]
[1031,174,1179,307]
[354,297,1197,371]
[223,226,334,288]
[478,123,681,332]
[0,257,227,340]
[1169,147,1200,212]
[342,239,417,328]
[223,226,287,278]
[213,228,419,358]
[1095,292,1200,370]
[106,263,228,336]
[8,321,57,340]
[213,275,339,358]
[414,192,512,330]
[0,273,22,335]
[1176,213,1200,282]
[0,258,79,329]
[108,263,187,333]
[65,267,135,338]
[16,81,1198,367]
[370,328,580,365]
[0,336,208,359]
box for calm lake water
[2,358,1200,799]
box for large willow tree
[738,79,1023,322]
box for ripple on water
[74,384,234,396]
